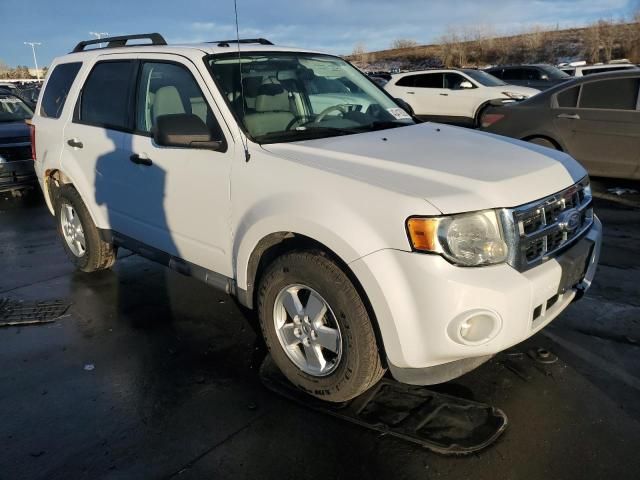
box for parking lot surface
[1,181,639,480]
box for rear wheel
[257,251,385,402]
[527,137,559,150]
[55,185,117,272]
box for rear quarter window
[40,62,82,119]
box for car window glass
[579,78,640,110]
[524,69,542,81]
[444,73,469,89]
[78,61,135,129]
[40,62,82,119]
[556,86,580,108]
[414,73,443,88]
[502,69,523,81]
[395,75,416,87]
[135,62,223,140]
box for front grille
[0,144,32,162]
[501,178,593,271]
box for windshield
[0,94,33,122]
[461,69,506,87]
[538,65,570,79]
[207,52,415,143]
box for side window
[556,86,580,108]
[579,78,640,110]
[489,69,504,79]
[77,61,135,130]
[444,73,471,90]
[502,69,523,81]
[395,75,416,87]
[40,62,82,119]
[135,61,223,140]
[524,69,542,81]
[414,73,444,88]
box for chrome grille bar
[500,177,594,272]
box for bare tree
[598,19,615,62]
[390,39,419,50]
[583,22,601,63]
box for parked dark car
[485,64,571,90]
[480,70,640,180]
[0,93,36,194]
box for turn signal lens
[406,218,439,252]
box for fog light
[448,310,502,346]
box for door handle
[439,93,449,96]
[67,138,83,149]
[557,113,580,120]
[406,91,415,94]
[130,154,153,166]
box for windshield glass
[461,69,506,87]
[0,94,33,122]
[538,65,570,79]
[207,53,415,143]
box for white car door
[442,72,484,119]
[124,55,235,276]
[388,73,448,117]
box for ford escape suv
[32,34,602,402]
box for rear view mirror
[154,114,224,150]
[540,74,549,81]
[459,81,474,89]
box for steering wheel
[314,104,349,123]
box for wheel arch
[521,134,564,151]
[237,231,388,365]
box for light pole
[89,32,109,48]
[24,41,42,81]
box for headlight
[406,210,508,266]
[502,91,527,100]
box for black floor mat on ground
[0,299,70,327]
[260,356,507,455]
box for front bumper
[0,159,36,193]
[349,216,602,384]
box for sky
[1,0,639,67]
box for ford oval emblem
[558,209,581,233]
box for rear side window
[579,78,640,110]
[40,62,82,118]
[395,75,416,87]
[414,73,444,88]
[487,69,504,79]
[502,69,523,81]
[77,61,136,130]
[556,86,580,108]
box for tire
[528,137,558,150]
[55,185,117,272]
[257,250,385,402]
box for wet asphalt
[0,180,639,480]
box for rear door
[61,57,137,230]
[553,77,640,178]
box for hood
[489,85,540,97]
[262,123,586,214]
[0,121,30,142]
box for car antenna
[234,0,251,162]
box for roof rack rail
[213,38,273,47]
[71,33,167,53]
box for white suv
[31,34,601,402]
[385,69,539,127]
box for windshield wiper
[255,126,357,144]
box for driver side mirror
[540,74,549,81]
[154,114,225,151]
[459,80,474,89]
[394,98,414,116]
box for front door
[124,56,234,276]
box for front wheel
[257,251,385,402]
